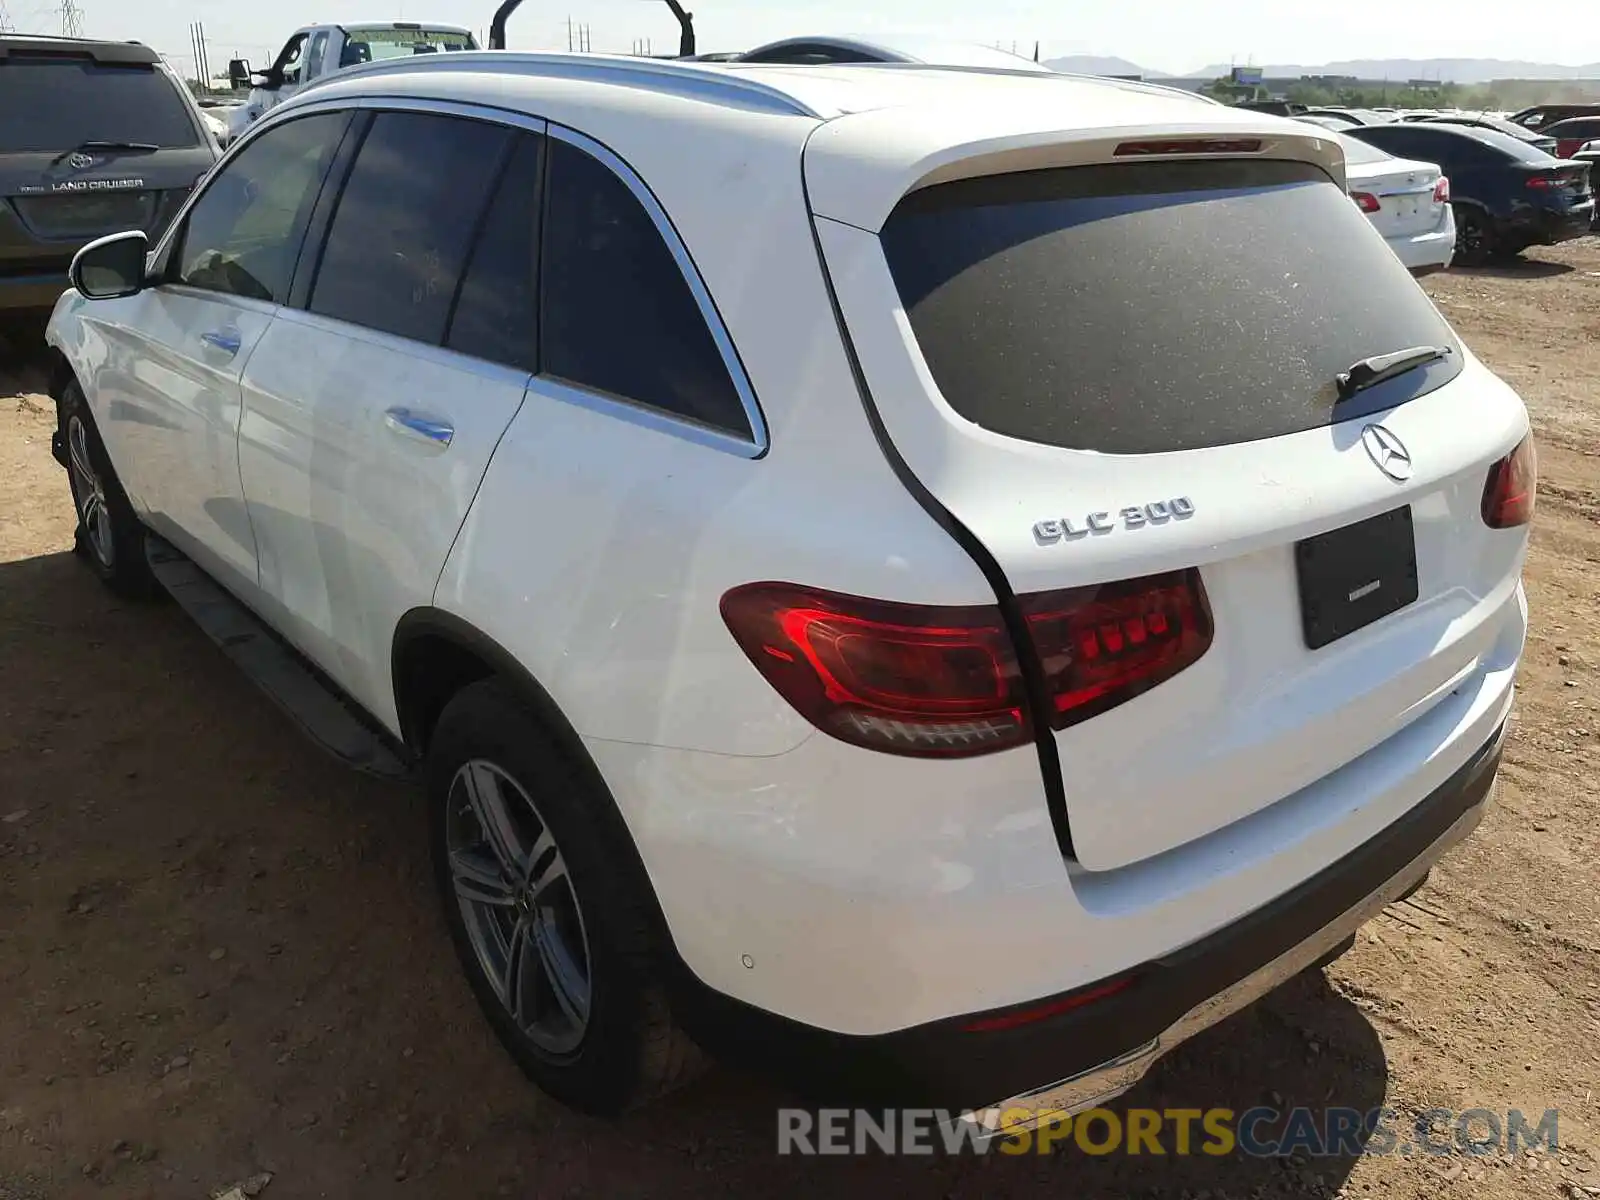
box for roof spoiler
[488,0,695,55]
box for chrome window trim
[155,94,768,459]
[544,122,769,458]
[525,374,762,459]
[269,303,537,391]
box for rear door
[0,46,213,306]
[810,134,1528,871]
[238,106,537,729]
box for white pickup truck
[223,22,478,143]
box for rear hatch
[0,46,215,287]
[807,107,1530,871]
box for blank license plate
[1295,507,1419,650]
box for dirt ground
[3,244,1600,1200]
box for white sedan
[1337,130,1456,274]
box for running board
[145,535,411,780]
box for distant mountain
[1187,59,1600,84]
[1045,55,1166,78]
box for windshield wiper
[48,140,161,167]
[1335,345,1452,401]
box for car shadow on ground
[1452,258,1576,280]
[0,546,1395,1198]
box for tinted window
[177,111,347,302]
[1548,118,1600,139]
[0,57,199,152]
[1355,127,1491,166]
[541,136,746,433]
[881,160,1461,456]
[445,134,542,372]
[277,35,307,85]
[740,44,880,64]
[310,112,510,344]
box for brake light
[1481,434,1537,529]
[1350,191,1381,214]
[720,571,1213,757]
[1113,138,1262,156]
[1432,176,1450,203]
[1022,570,1213,729]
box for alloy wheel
[67,415,114,569]
[445,759,593,1056]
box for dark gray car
[1,36,217,324]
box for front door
[102,108,352,594]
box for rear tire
[58,380,156,600]
[426,679,704,1114]
[1451,206,1496,267]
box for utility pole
[60,0,83,37]
[566,15,573,51]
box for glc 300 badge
[1033,497,1195,545]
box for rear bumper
[1506,203,1594,246]
[673,719,1504,1114]
[1389,225,1455,273]
[0,270,69,312]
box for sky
[18,0,1600,80]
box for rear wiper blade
[1335,345,1452,401]
[48,140,161,166]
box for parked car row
[1287,103,1597,269]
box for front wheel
[58,381,156,599]
[427,679,704,1114]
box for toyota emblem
[67,152,95,170]
[1361,423,1413,482]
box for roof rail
[310,51,823,118]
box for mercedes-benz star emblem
[66,152,95,170]
[1361,423,1413,482]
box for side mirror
[227,57,251,89]
[70,231,151,300]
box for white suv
[44,53,1533,1125]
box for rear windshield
[341,27,477,61]
[880,159,1462,455]
[1335,133,1390,166]
[0,57,199,152]
[1453,126,1558,163]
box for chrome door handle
[199,329,241,356]
[383,407,454,447]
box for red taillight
[720,571,1213,757]
[1432,176,1450,203]
[1350,191,1381,214]
[1482,434,1537,529]
[1113,138,1262,156]
[720,584,1029,757]
[1022,570,1213,729]
[1558,138,1583,159]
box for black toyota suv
[1,35,217,329]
